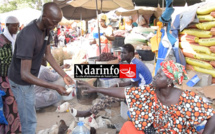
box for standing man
[8,2,74,133]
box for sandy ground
[36,97,126,134]
[36,59,154,133]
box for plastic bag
[0,90,8,124]
[180,29,212,38]
[56,102,70,113]
[193,66,215,77]
[185,57,213,69]
[173,40,186,66]
[180,42,211,55]
[197,2,215,15]
[196,21,215,30]
[179,3,201,31]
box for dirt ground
[36,60,154,133]
[36,97,126,134]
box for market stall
[37,1,215,133]
[112,6,163,62]
[179,2,215,85]
[154,1,215,112]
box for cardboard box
[201,85,215,100]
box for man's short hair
[122,44,135,54]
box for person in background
[8,2,75,133]
[53,31,59,47]
[77,26,81,37]
[57,25,61,36]
[91,14,115,55]
[70,44,152,117]
[77,60,215,134]
[119,18,125,30]
[0,16,21,134]
[0,21,2,34]
[65,34,71,44]
[58,32,65,47]
[124,16,133,32]
[138,15,149,28]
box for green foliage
[0,0,52,13]
[16,0,34,9]
[0,1,17,13]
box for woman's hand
[77,80,97,93]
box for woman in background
[91,14,115,56]
[0,16,21,134]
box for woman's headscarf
[161,60,188,85]
[99,14,109,25]
[3,16,19,53]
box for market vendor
[139,15,149,27]
[70,44,152,117]
[90,14,115,56]
[77,60,215,134]
[125,16,133,31]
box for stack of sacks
[124,26,155,48]
[179,2,215,84]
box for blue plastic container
[186,75,200,87]
[72,121,90,134]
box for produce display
[97,52,117,61]
[180,29,212,38]
[180,3,215,83]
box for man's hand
[64,74,75,85]
[56,85,70,96]
[77,80,97,93]
[61,64,70,69]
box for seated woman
[77,60,215,134]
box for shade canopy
[61,5,98,20]
[54,0,100,20]
[66,0,134,55]
[133,0,202,7]
[0,8,41,25]
[115,6,163,18]
[67,0,134,11]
